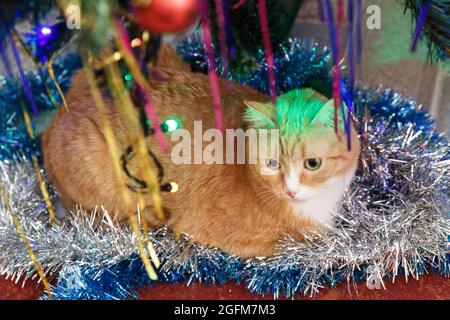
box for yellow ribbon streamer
[21,105,56,225]
[137,194,160,268]
[0,185,52,299]
[21,102,35,140]
[32,156,56,225]
[104,63,165,222]
[47,60,69,110]
[85,62,159,280]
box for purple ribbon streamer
[324,0,338,64]
[411,1,430,52]
[356,0,362,65]
[346,0,355,150]
[223,0,236,59]
[348,0,355,105]
[340,80,353,151]
[317,0,325,22]
[325,0,354,149]
[7,33,40,116]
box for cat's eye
[304,158,322,171]
[265,158,280,170]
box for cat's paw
[54,198,68,219]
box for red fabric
[1,273,448,300]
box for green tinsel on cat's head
[243,88,344,140]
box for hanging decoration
[257,0,277,107]
[0,36,448,300]
[130,0,200,34]
[199,0,225,132]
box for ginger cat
[41,47,360,258]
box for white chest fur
[289,167,357,226]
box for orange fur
[41,48,359,258]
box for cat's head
[243,88,360,204]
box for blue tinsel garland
[0,54,82,161]
[0,37,448,300]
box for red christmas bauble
[131,0,199,34]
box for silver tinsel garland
[0,86,448,298]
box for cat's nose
[286,190,297,199]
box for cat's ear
[311,98,344,128]
[243,101,275,129]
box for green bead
[124,73,132,82]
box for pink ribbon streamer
[214,0,230,78]
[200,0,224,132]
[257,0,277,106]
[231,0,247,10]
[115,19,168,153]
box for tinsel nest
[0,37,448,300]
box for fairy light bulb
[169,182,178,193]
[165,119,178,132]
[142,31,150,42]
[160,181,179,193]
[124,73,133,82]
[161,117,182,133]
[131,38,143,48]
[113,52,122,61]
[40,26,52,36]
